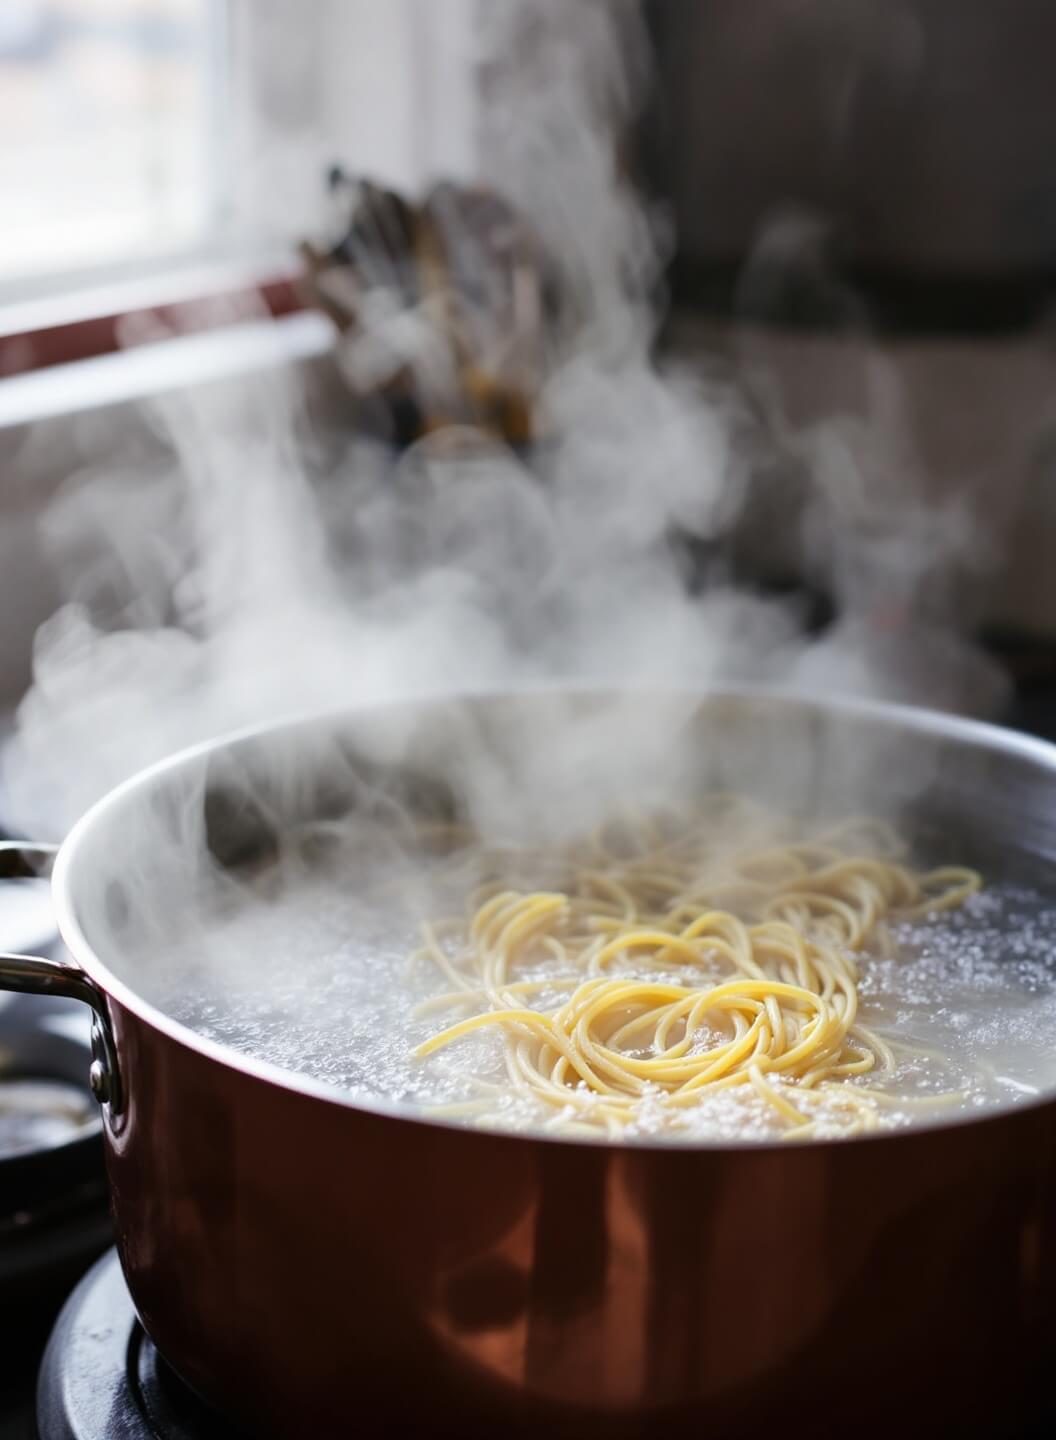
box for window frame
[0,0,481,379]
[0,0,290,373]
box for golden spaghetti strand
[411,811,980,1139]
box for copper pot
[3,690,1056,1438]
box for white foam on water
[134,833,1056,1144]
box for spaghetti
[412,800,980,1139]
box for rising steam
[2,0,1002,842]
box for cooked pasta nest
[410,798,980,1140]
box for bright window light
[0,0,223,283]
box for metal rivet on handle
[89,1058,110,1105]
[88,1012,122,1116]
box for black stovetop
[35,1251,238,1440]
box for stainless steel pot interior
[50,688,1056,1125]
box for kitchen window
[0,0,228,293]
[0,0,478,377]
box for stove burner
[38,1250,241,1440]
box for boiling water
[135,832,1056,1144]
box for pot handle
[0,841,123,1115]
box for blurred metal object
[0,839,57,880]
[299,173,550,448]
[0,1014,99,1163]
[0,1002,110,1391]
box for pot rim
[48,683,1056,1152]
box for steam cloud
[2,0,1003,843]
